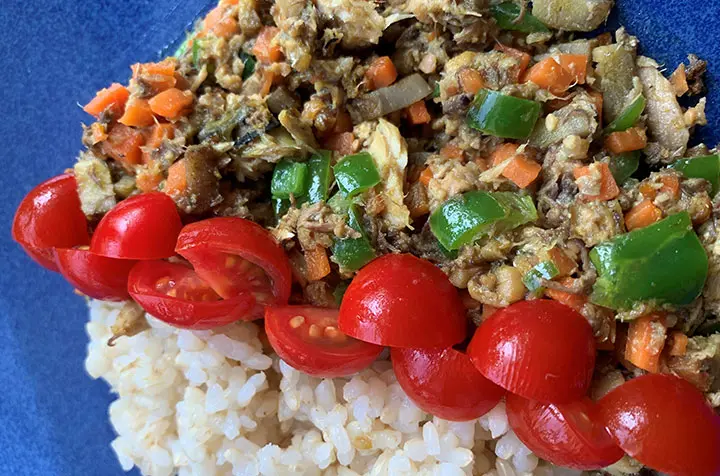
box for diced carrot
[588,89,604,126]
[525,57,575,96]
[90,122,108,144]
[667,331,689,356]
[406,101,431,125]
[136,167,164,193]
[419,167,433,187]
[574,162,620,201]
[131,58,177,94]
[440,144,464,160]
[669,64,689,96]
[142,123,175,164]
[148,88,194,120]
[333,110,353,133]
[458,69,486,95]
[408,200,430,218]
[626,313,667,373]
[365,56,398,90]
[260,70,277,96]
[220,0,239,4]
[638,181,657,199]
[305,246,331,281]
[491,143,541,189]
[118,97,155,127]
[203,5,238,39]
[324,132,355,156]
[252,26,283,63]
[494,44,531,79]
[545,277,588,311]
[83,83,130,118]
[558,54,588,85]
[548,247,577,276]
[100,124,146,167]
[625,199,663,231]
[659,175,681,199]
[164,159,187,197]
[605,127,647,154]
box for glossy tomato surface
[507,394,623,470]
[90,192,182,260]
[392,347,505,421]
[598,374,720,475]
[265,306,384,378]
[55,248,136,301]
[468,300,596,403]
[128,260,255,329]
[12,174,89,271]
[176,217,292,316]
[338,254,466,348]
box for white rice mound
[85,300,583,476]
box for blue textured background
[0,1,717,475]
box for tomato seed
[324,326,345,341]
[289,315,305,328]
[308,324,321,338]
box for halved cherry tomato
[55,247,136,301]
[175,217,292,318]
[507,394,623,470]
[265,305,384,378]
[338,254,466,348]
[392,347,505,421]
[12,174,89,271]
[127,260,255,329]
[598,374,720,475]
[91,193,182,260]
[468,300,595,403]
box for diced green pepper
[271,159,308,199]
[273,198,290,221]
[333,152,381,197]
[333,282,350,306]
[192,38,205,69]
[332,205,376,271]
[604,95,646,133]
[429,191,537,250]
[590,212,708,310]
[307,150,333,203]
[438,240,459,260]
[491,1,550,33]
[671,154,720,195]
[468,90,541,140]
[609,151,641,185]
[174,35,191,57]
[523,261,559,294]
[432,82,441,99]
[239,51,256,80]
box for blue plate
[0,2,717,475]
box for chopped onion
[349,74,433,123]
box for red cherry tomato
[128,260,255,329]
[392,347,505,421]
[506,394,623,470]
[598,374,720,476]
[176,217,292,318]
[55,248,136,301]
[338,254,466,348]
[12,174,89,271]
[265,306,384,378]
[91,193,182,259]
[468,300,595,403]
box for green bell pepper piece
[271,159,308,199]
[430,191,537,250]
[332,205,376,271]
[523,261,559,294]
[174,35,191,57]
[273,198,291,221]
[333,152,381,197]
[605,95,646,133]
[468,90,541,140]
[491,2,550,33]
[609,151,641,185]
[432,82,441,98]
[192,38,205,69]
[307,150,333,203]
[671,154,720,195]
[239,52,256,80]
[590,212,708,310]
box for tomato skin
[176,217,293,311]
[598,374,720,476]
[12,174,89,271]
[468,300,595,403]
[128,260,255,329]
[91,193,182,259]
[338,254,466,348]
[392,347,505,421]
[507,394,623,470]
[55,248,136,301]
[265,306,384,378]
